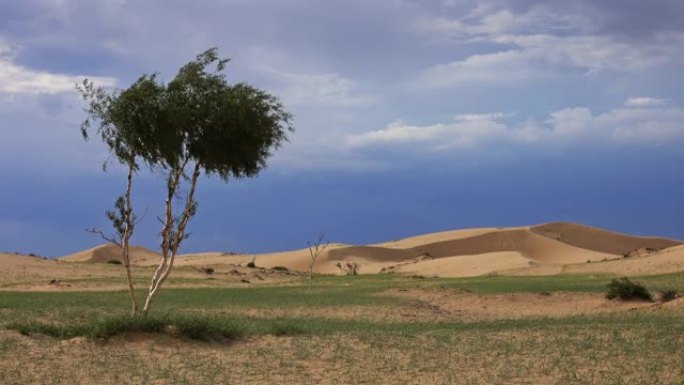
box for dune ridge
[58,222,684,277]
[59,244,160,264]
[531,222,680,255]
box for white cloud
[345,113,512,149]
[0,44,116,94]
[625,97,669,108]
[417,49,543,86]
[415,4,684,87]
[257,65,373,108]
[345,103,684,151]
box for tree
[79,48,293,313]
[307,233,329,292]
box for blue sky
[1,0,683,257]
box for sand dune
[391,252,533,277]
[56,222,684,278]
[371,227,507,249]
[563,244,684,276]
[531,222,680,255]
[1,253,51,269]
[59,244,160,264]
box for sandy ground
[37,221,684,280]
[1,295,682,385]
[0,252,298,291]
[385,288,660,321]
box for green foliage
[202,267,214,275]
[78,47,293,178]
[606,277,653,301]
[106,259,122,265]
[105,195,135,241]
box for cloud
[625,97,669,108]
[257,65,373,107]
[0,43,115,94]
[345,103,684,152]
[415,3,684,87]
[418,5,590,38]
[345,113,512,149]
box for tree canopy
[81,48,293,176]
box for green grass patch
[8,313,246,341]
[8,310,683,342]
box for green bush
[202,267,215,275]
[605,277,652,301]
[106,259,122,265]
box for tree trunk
[143,163,200,313]
[121,164,138,315]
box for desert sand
[51,221,684,279]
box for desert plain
[1,221,683,384]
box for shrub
[106,259,122,265]
[659,289,679,302]
[202,267,215,275]
[272,266,289,271]
[606,277,652,301]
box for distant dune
[57,222,684,278]
[530,222,680,255]
[59,244,160,264]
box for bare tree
[307,233,329,292]
[85,165,139,315]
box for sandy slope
[371,227,508,248]
[531,222,680,255]
[59,244,160,264]
[56,222,684,278]
[391,252,533,277]
[563,244,684,276]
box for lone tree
[307,233,329,292]
[79,48,293,313]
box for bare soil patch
[385,288,656,321]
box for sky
[1,0,684,257]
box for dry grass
[1,273,683,384]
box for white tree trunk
[143,163,200,313]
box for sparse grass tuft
[268,319,306,336]
[659,289,679,302]
[606,277,652,301]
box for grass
[8,309,683,340]
[2,312,683,385]
[1,272,683,384]
[10,313,245,341]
